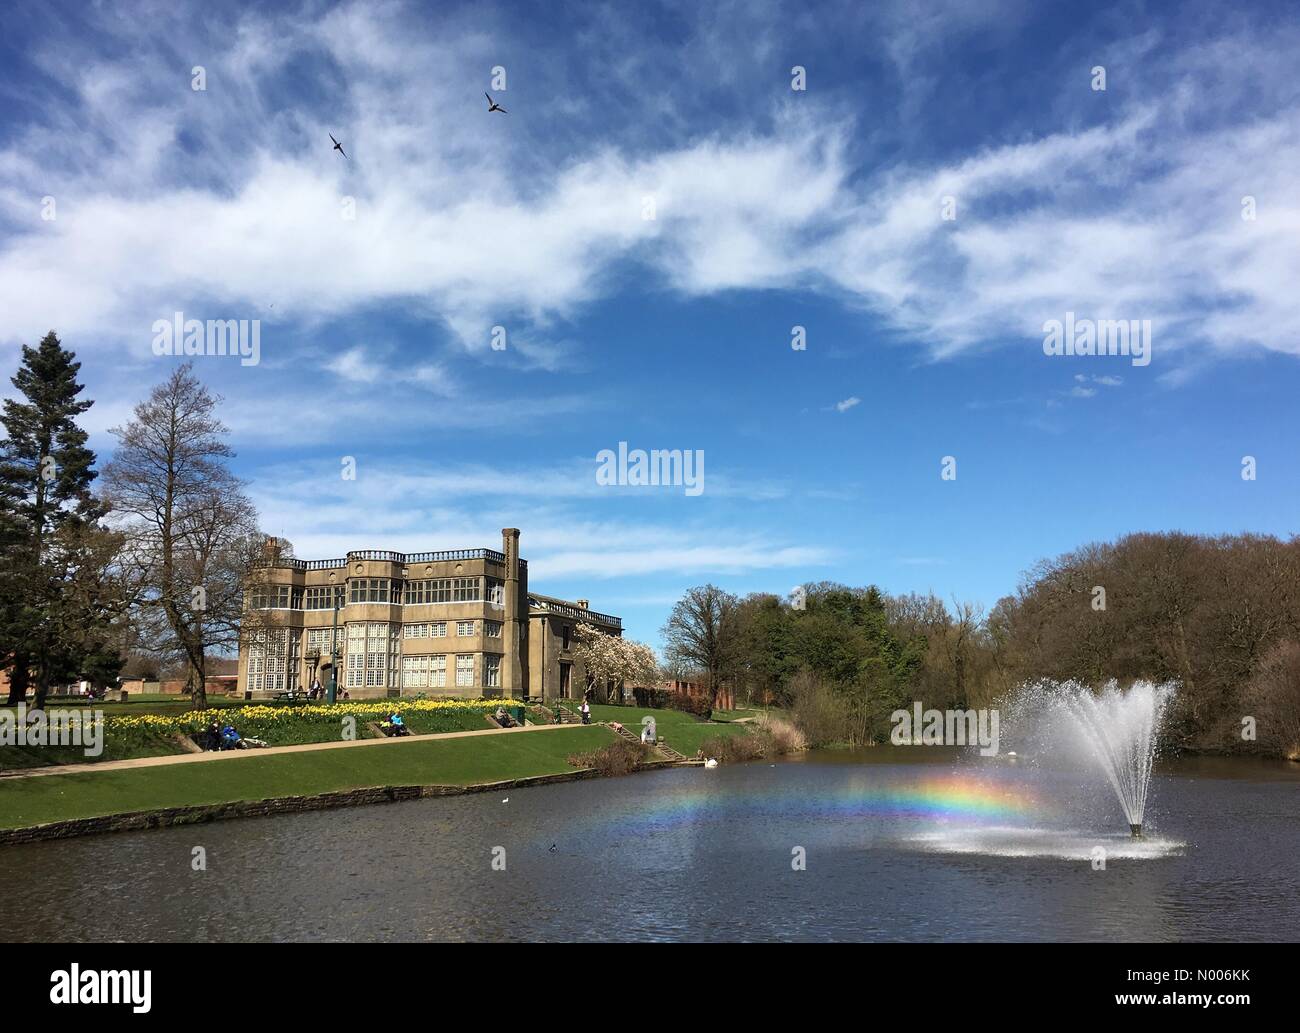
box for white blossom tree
[571,623,660,702]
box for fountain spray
[1027,679,1174,837]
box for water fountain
[1013,679,1175,837]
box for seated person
[220,724,242,749]
[386,713,409,737]
[494,707,515,728]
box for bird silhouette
[485,92,507,114]
[329,133,348,158]
[549,843,557,853]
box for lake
[1,750,1296,941]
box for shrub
[632,687,670,708]
[757,713,807,754]
[628,687,713,718]
[567,738,651,776]
[698,732,766,764]
[788,670,849,746]
[698,719,805,764]
[666,691,712,719]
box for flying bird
[485,92,507,114]
[329,133,348,158]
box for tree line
[0,332,269,709]
[6,333,1299,758]
[661,532,1300,758]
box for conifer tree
[0,331,106,706]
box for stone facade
[527,593,625,702]
[238,528,622,701]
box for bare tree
[1242,640,1300,760]
[661,584,738,706]
[101,364,264,709]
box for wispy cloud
[1067,372,1124,399]
[2,1,1297,384]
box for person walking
[580,699,591,725]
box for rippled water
[1,751,1296,942]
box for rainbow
[559,771,1046,839]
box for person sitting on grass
[494,707,516,728]
[217,724,268,749]
[386,712,409,737]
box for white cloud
[1,1,1297,383]
[247,466,831,582]
[1066,373,1124,399]
[325,345,456,395]
[326,347,384,385]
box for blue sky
[1,0,1298,646]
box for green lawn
[0,725,617,830]
[579,703,753,755]
[710,708,761,723]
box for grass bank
[576,703,753,755]
[709,708,761,723]
[0,725,617,830]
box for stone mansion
[237,528,623,701]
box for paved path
[0,721,599,781]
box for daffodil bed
[0,699,514,769]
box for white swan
[703,758,719,769]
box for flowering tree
[571,623,660,702]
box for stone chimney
[262,536,281,564]
[576,599,589,611]
[501,529,522,697]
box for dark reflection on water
[0,751,1296,942]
